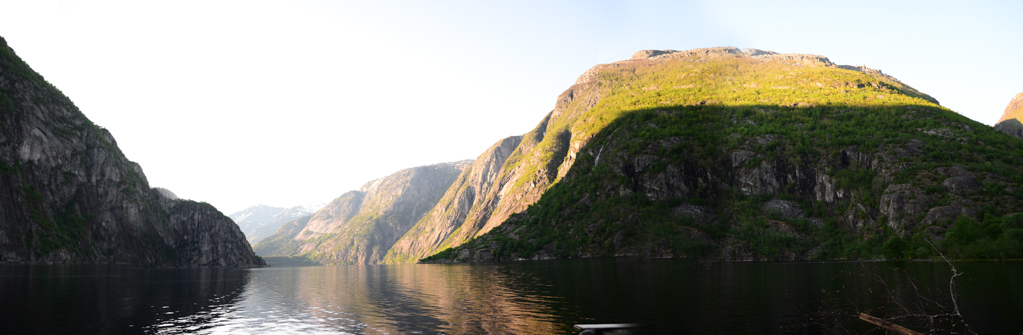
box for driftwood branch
[858,313,923,335]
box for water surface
[1,259,1020,334]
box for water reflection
[1,260,1021,334]
[220,263,573,334]
[0,265,249,334]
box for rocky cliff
[383,136,522,263]
[423,47,1023,262]
[252,161,469,264]
[994,92,1023,138]
[0,36,263,267]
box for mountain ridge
[421,47,1023,263]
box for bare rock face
[0,36,263,267]
[296,191,365,240]
[762,200,804,220]
[994,118,1023,139]
[996,92,1023,124]
[383,136,522,264]
[671,204,717,224]
[879,184,931,232]
[164,199,264,267]
[994,92,1023,139]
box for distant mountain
[253,161,470,264]
[299,200,329,213]
[994,92,1023,138]
[229,205,287,233]
[246,206,311,244]
[0,36,263,267]
[228,205,312,243]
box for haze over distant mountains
[228,203,325,244]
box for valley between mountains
[4,30,1021,266]
[252,47,1023,264]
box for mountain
[245,206,312,243]
[228,205,313,243]
[994,92,1023,138]
[0,36,263,267]
[422,47,1023,262]
[229,205,287,233]
[383,136,522,263]
[252,161,470,264]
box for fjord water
[1,259,1021,334]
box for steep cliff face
[0,36,263,267]
[424,47,1023,263]
[163,198,265,267]
[383,136,522,263]
[252,161,469,264]
[994,92,1023,138]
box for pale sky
[1,0,1021,214]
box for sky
[0,0,1021,215]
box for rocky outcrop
[163,199,263,267]
[996,92,1023,123]
[0,36,263,267]
[994,118,1023,139]
[994,92,1023,139]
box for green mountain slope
[423,47,1023,262]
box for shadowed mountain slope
[422,47,1023,262]
[0,36,263,267]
